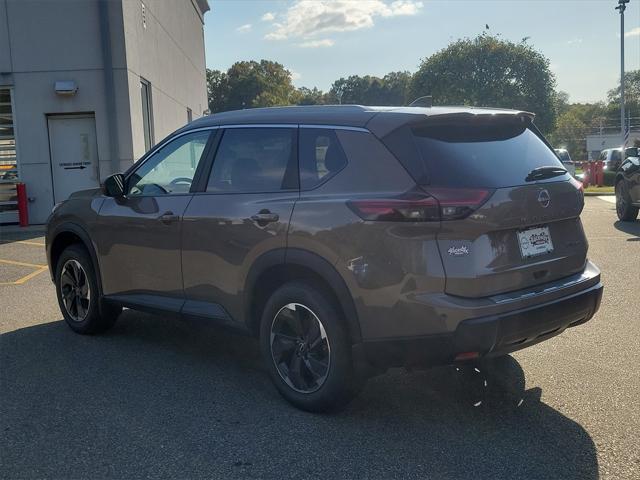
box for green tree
[295,87,329,105]
[410,34,557,133]
[206,60,298,113]
[328,71,412,106]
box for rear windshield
[383,122,567,188]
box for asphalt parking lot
[1,196,638,479]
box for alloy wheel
[60,259,91,322]
[270,303,331,394]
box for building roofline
[191,0,209,23]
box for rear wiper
[525,166,567,182]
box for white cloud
[298,38,335,48]
[265,0,423,41]
[236,23,252,33]
[625,27,640,38]
[567,38,582,45]
[261,12,275,22]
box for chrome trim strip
[221,124,298,129]
[299,124,370,133]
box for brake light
[569,176,583,193]
[347,188,492,222]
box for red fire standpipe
[16,182,28,227]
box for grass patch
[584,185,614,194]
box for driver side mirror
[103,173,125,197]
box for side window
[299,128,347,190]
[207,128,295,193]
[611,150,621,162]
[128,130,210,196]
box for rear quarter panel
[287,130,446,340]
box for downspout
[98,0,120,175]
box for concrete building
[0,0,210,224]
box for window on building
[140,78,154,152]
[207,128,296,193]
[128,130,211,196]
[299,128,347,190]
[0,87,19,222]
[187,108,193,123]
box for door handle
[250,211,279,224]
[159,211,179,224]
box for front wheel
[55,244,121,334]
[615,181,639,221]
[259,282,364,412]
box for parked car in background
[46,105,603,412]
[615,155,640,221]
[598,147,638,172]
[554,148,576,176]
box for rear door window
[299,128,347,189]
[207,128,297,193]
[383,122,567,188]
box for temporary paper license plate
[518,226,554,258]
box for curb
[584,192,614,197]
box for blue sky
[204,0,640,103]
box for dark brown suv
[46,105,603,411]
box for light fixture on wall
[54,80,78,96]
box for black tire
[259,281,364,412]
[55,244,121,334]
[615,180,639,221]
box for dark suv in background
[46,105,603,411]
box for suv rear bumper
[358,280,603,369]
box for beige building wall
[121,0,208,160]
[0,0,209,224]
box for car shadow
[1,311,598,479]
[0,226,46,244]
[613,220,640,240]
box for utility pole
[616,0,630,148]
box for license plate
[518,226,554,258]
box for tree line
[206,34,639,158]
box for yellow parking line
[18,241,45,247]
[0,240,45,247]
[0,266,48,285]
[0,258,47,268]
[0,258,49,286]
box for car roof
[185,104,535,136]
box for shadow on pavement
[1,311,598,479]
[0,225,46,244]
[613,219,640,240]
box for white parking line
[597,196,616,204]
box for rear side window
[207,128,296,193]
[299,128,347,190]
[383,122,566,188]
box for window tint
[299,128,347,189]
[128,130,210,196]
[207,128,295,193]
[611,150,621,162]
[384,121,566,188]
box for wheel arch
[48,222,103,294]
[244,248,362,344]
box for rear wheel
[615,180,639,221]
[55,244,121,334]
[259,282,364,412]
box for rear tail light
[347,188,492,222]
[569,176,583,193]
